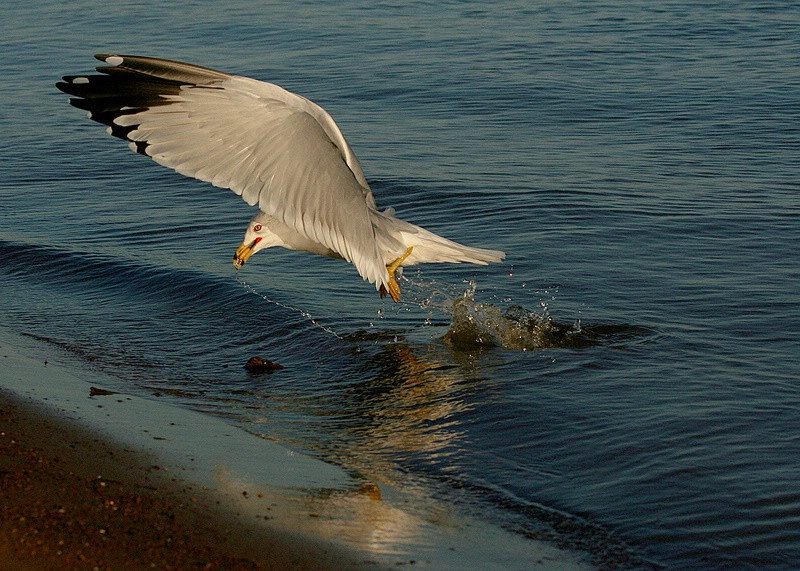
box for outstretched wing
[57,54,390,289]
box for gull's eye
[253,224,262,232]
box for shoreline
[0,387,369,570]
[0,328,592,569]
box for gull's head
[233,211,273,269]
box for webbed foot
[382,247,413,302]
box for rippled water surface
[2,1,799,568]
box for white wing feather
[108,68,389,287]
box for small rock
[244,356,284,374]
[89,387,117,397]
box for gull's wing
[57,54,391,288]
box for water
[2,1,799,567]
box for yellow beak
[233,238,261,269]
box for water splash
[235,271,646,352]
[422,280,647,351]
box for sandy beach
[0,329,592,570]
[0,388,371,570]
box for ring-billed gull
[57,55,505,301]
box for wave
[0,238,238,309]
[0,237,340,383]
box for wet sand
[0,388,377,570]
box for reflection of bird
[57,55,505,301]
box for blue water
[3,1,799,568]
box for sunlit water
[2,1,799,568]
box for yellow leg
[384,247,413,302]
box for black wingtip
[56,76,91,97]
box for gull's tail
[407,225,505,265]
[376,211,505,267]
